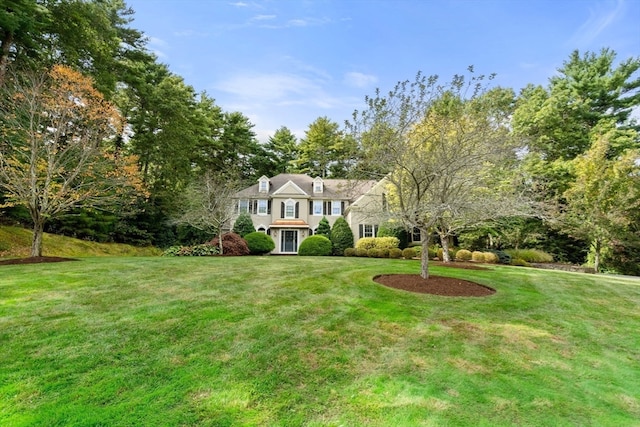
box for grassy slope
[1,257,639,426]
[0,225,161,257]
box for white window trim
[331,200,342,216]
[312,200,323,216]
[284,199,296,219]
[258,177,269,193]
[257,199,268,215]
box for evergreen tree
[316,216,331,238]
[233,213,256,237]
[330,217,354,256]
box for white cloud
[343,72,378,88]
[567,0,626,47]
[147,36,169,59]
[252,14,276,21]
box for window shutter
[295,202,299,218]
[341,201,345,215]
[267,200,272,214]
[281,202,284,218]
[324,201,329,215]
[374,225,379,237]
[359,224,363,239]
[309,201,313,213]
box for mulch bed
[0,256,79,265]
[373,273,496,297]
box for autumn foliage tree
[0,65,145,257]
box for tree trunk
[440,233,451,262]
[218,233,224,255]
[593,239,600,274]
[31,220,44,257]
[420,232,431,279]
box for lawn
[1,257,639,426]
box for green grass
[0,225,161,258]
[1,257,639,426]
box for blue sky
[126,0,640,142]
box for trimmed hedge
[298,235,332,256]
[244,232,275,255]
[356,237,400,251]
[344,248,356,257]
[402,247,417,259]
[456,249,472,261]
[504,249,554,263]
[389,248,403,259]
[162,244,219,257]
[232,213,256,237]
[330,217,354,256]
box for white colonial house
[232,173,389,254]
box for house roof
[235,174,377,200]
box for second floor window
[238,199,249,213]
[313,200,323,215]
[284,200,296,218]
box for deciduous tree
[0,65,145,256]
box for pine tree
[233,213,256,237]
[316,216,331,238]
[330,217,354,256]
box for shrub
[298,235,332,256]
[389,248,403,259]
[330,217,354,256]
[504,249,554,263]
[488,249,512,265]
[456,249,472,261]
[471,251,485,262]
[344,248,356,257]
[232,213,256,237]
[378,248,390,258]
[377,221,409,249]
[244,232,275,255]
[355,236,399,251]
[402,247,416,259]
[162,244,219,257]
[511,258,530,267]
[483,252,499,264]
[367,248,380,258]
[316,216,331,238]
[355,248,369,257]
[210,233,250,256]
[428,246,438,259]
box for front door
[281,230,298,253]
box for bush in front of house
[232,213,256,237]
[244,232,275,255]
[298,235,332,256]
[210,232,250,256]
[355,236,400,251]
[367,248,380,258]
[344,248,356,257]
[402,247,416,259]
[483,252,499,263]
[355,248,368,257]
[389,248,403,259]
[316,216,331,238]
[330,217,354,256]
[437,247,457,261]
[377,221,409,249]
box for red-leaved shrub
[209,232,250,256]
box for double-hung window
[313,200,323,216]
[238,199,249,213]
[257,199,268,215]
[331,200,342,216]
[285,200,296,218]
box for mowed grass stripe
[1,257,638,426]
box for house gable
[272,180,309,197]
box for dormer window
[258,176,269,193]
[313,177,323,193]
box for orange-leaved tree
[0,65,146,257]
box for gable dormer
[313,177,324,194]
[258,176,269,193]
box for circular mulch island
[373,274,496,297]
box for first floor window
[359,224,378,239]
